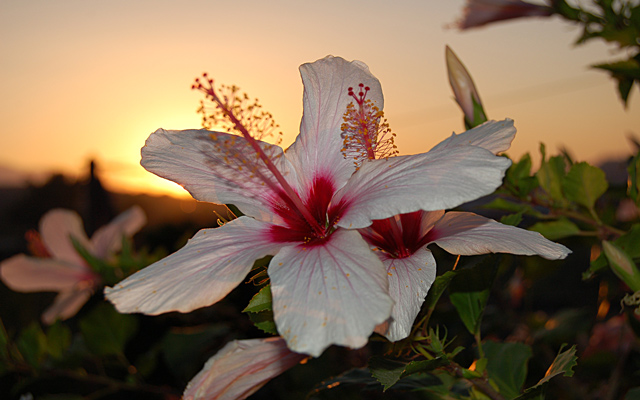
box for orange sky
[1,0,638,198]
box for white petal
[286,56,383,193]
[40,209,90,265]
[105,216,282,315]
[42,287,93,325]
[0,254,88,292]
[141,129,291,221]
[91,206,146,259]
[431,212,571,259]
[430,119,516,155]
[184,337,305,400]
[377,249,437,342]
[269,229,393,357]
[335,145,511,229]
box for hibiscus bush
[2,4,640,398]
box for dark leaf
[79,303,137,356]
[484,341,532,399]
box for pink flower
[456,0,553,30]
[1,207,146,324]
[583,315,636,358]
[104,56,515,356]
[183,337,306,400]
[361,127,570,341]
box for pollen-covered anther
[340,83,399,167]
[192,74,283,147]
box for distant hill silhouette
[0,166,231,260]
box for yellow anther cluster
[340,99,398,167]
[197,84,283,147]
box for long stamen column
[194,77,326,237]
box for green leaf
[484,341,532,399]
[449,256,498,336]
[248,310,278,335]
[593,58,640,106]
[45,321,71,360]
[243,284,272,313]
[536,344,577,383]
[422,270,457,323]
[369,356,447,391]
[625,387,640,400]
[536,145,567,206]
[551,0,583,21]
[505,153,539,197]
[627,152,640,206]
[528,218,581,240]
[585,224,640,279]
[79,303,137,356]
[0,317,9,362]
[16,322,47,368]
[483,198,528,213]
[500,212,523,227]
[562,162,608,211]
[70,236,111,277]
[369,357,410,391]
[517,345,577,399]
[603,241,640,291]
[312,368,443,397]
[243,285,277,334]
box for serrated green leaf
[422,270,457,320]
[603,241,640,291]
[449,256,498,335]
[79,303,137,356]
[508,153,533,182]
[404,358,449,376]
[475,357,488,374]
[45,321,71,360]
[484,341,532,399]
[517,345,577,399]
[16,322,47,368]
[505,153,539,197]
[483,198,528,213]
[585,224,640,279]
[311,367,443,397]
[528,218,581,240]
[538,344,577,382]
[248,310,278,335]
[368,356,447,391]
[500,212,523,227]
[593,58,640,106]
[243,284,272,313]
[369,357,409,390]
[536,147,567,205]
[562,162,608,210]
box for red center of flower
[361,211,435,259]
[269,175,348,245]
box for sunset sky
[1,0,639,197]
